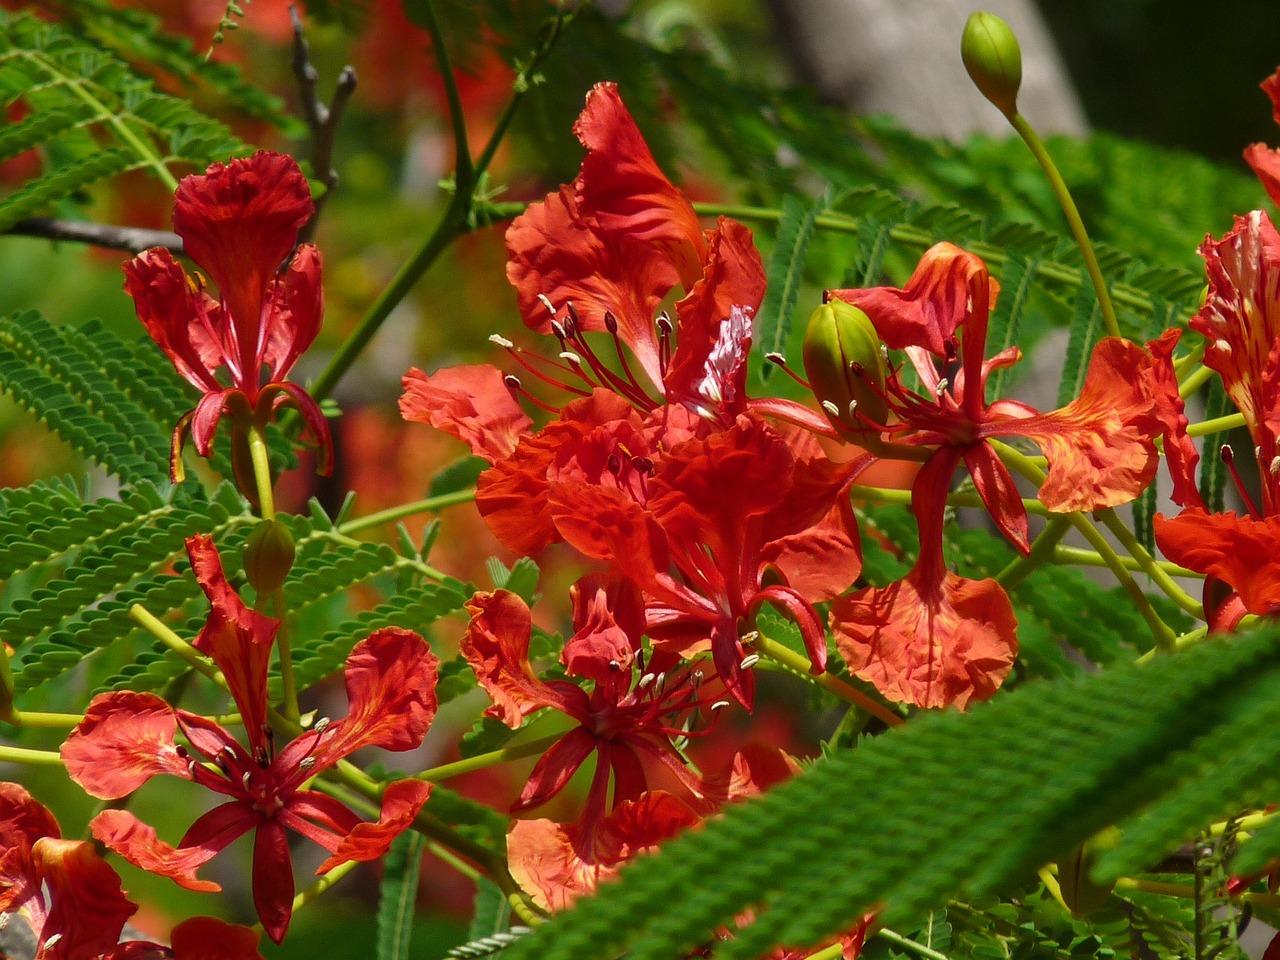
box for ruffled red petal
[831,569,1018,710]
[462,591,577,727]
[268,380,334,476]
[122,248,224,393]
[665,218,766,418]
[400,364,532,462]
[828,242,997,356]
[1155,508,1280,616]
[173,152,313,382]
[700,744,801,807]
[573,83,705,287]
[563,574,645,684]
[61,691,190,799]
[312,628,439,766]
[475,389,640,555]
[262,244,323,382]
[508,790,700,913]
[313,779,432,874]
[1245,144,1280,207]
[168,917,265,960]
[33,837,137,960]
[186,534,278,750]
[91,810,225,893]
[991,337,1161,512]
[1146,328,1203,509]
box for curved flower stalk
[1154,210,1280,631]
[1244,67,1280,205]
[60,536,439,944]
[124,150,333,488]
[824,242,1164,708]
[0,782,262,960]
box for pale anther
[740,654,760,670]
[489,334,514,348]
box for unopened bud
[803,301,889,444]
[961,12,1022,119]
[243,519,296,595]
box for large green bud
[961,11,1023,119]
[244,518,296,595]
[802,300,889,444]
[1055,827,1121,916]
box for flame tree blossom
[1155,211,1280,631]
[123,151,333,486]
[825,242,1164,708]
[0,782,262,960]
[404,84,857,704]
[60,535,438,943]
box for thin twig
[290,4,357,242]
[4,217,182,254]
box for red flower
[1244,67,1280,206]
[124,151,332,485]
[826,242,1163,708]
[1154,211,1280,628]
[0,782,135,960]
[548,415,860,707]
[507,744,798,912]
[462,582,714,824]
[60,536,439,944]
[401,83,829,472]
[0,782,262,960]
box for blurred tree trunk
[766,0,1086,138]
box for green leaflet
[0,10,243,226]
[376,830,425,960]
[756,194,823,380]
[499,627,1280,960]
[1056,280,1105,407]
[985,254,1040,399]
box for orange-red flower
[463,582,713,822]
[1154,211,1280,630]
[827,242,1163,708]
[60,536,438,944]
[124,151,332,485]
[1244,67,1280,206]
[0,782,262,960]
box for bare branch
[3,217,182,255]
[290,4,357,242]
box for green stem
[419,0,473,185]
[1116,877,1280,909]
[1097,511,1204,618]
[996,516,1070,589]
[0,745,64,765]
[272,589,300,723]
[991,442,1176,649]
[1187,412,1246,437]
[1008,113,1118,337]
[27,50,178,191]
[309,205,465,402]
[247,425,276,520]
[1179,363,1215,399]
[750,631,903,727]
[415,733,565,782]
[1052,546,1200,578]
[130,604,224,684]
[849,483,1050,516]
[338,488,477,535]
[875,929,952,960]
[291,858,360,913]
[3,710,84,728]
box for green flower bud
[802,301,889,444]
[244,519,296,595]
[961,11,1023,118]
[1055,826,1121,916]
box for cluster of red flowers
[14,56,1280,957]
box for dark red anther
[944,337,959,363]
[604,311,619,334]
[631,455,654,475]
[607,451,623,475]
[564,301,581,335]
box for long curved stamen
[604,311,661,408]
[489,335,593,397]
[562,303,656,409]
[1221,444,1263,519]
[503,374,563,415]
[765,352,813,390]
